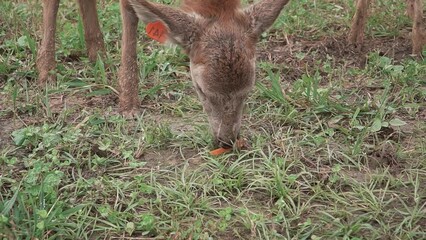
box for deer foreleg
[411,0,425,56]
[118,0,140,116]
[77,0,105,61]
[348,0,371,48]
[37,0,60,83]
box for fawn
[127,0,291,147]
[36,0,423,148]
[36,0,291,148]
[349,0,425,56]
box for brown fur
[348,0,369,46]
[349,0,425,56]
[37,0,60,83]
[76,0,105,61]
[129,0,290,146]
[118,0,141,116]
[411,0,426,55]
[181,0,241,18]
[406,0,415,19]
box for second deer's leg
[411,0,425,56]
[76,0,105,61]
[118,0,140,116]
[406,0,415,19]
[36,0,60,83]
[348,0,371,47]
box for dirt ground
[258,34,413,80]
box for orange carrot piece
[209,147,232,156]
[209,139,248,156]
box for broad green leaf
[389,118,407,127]
[17,35,28,47]
[125,222,135,235]
[37,209,48,219]
[138,214,155,232]
[12,129,26,146]
[370,118,382,132]
[36,221,45,230]
[86,88,111,97]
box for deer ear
[128,0,199,49]
[245,0,290,38]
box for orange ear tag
[146,21,167,43]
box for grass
[1,0,425,239]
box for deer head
[129,0,290,147]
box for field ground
[0,0,425,239]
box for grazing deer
[127,0,290,147]
[349,0,425,56]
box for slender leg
[36,0,60,83]
[76,0,105,61]
[118,0,140,116]
[411,0,425,56]
[406,0,415,19]
[348,0,371,48]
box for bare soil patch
[258,34,413,81]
